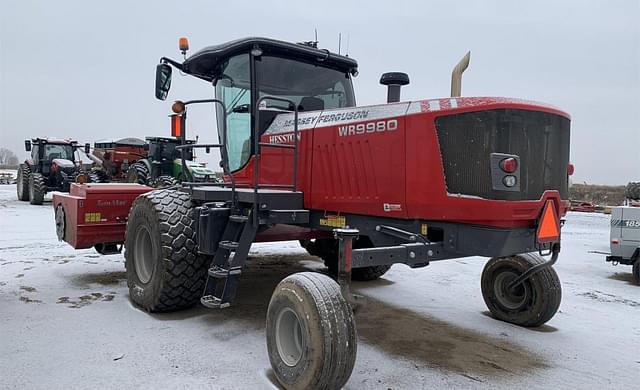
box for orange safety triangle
[537,200,560,242]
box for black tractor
[17,138,90,205]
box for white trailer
[606,206,640,284]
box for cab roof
[181,37,358,82]
[31,137,77,145]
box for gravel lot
[1,184,638,389]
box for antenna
[315,28,318,43]
[346,34,350,57]
[338,33,342,54]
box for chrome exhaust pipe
[450,51,470,97]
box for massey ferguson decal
[264,103,410,135]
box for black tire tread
[124,189,209,312]
[153,175,178,188]
[268,272,356,390]
[29,172,46,205]
[632,260,640,286]
[482,253,561,327]
[17,164,30,201]
[128,161,149,185]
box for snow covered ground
[0,184,638,389]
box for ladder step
[200,295,230,309]
[219,240,239,250]
[208,266,242,278]
[229,214,249,223]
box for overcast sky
[1,0,638,185]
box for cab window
[215,54,251,172]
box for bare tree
[0,148,20,166]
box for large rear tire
[29,172,46,205]
[481,253,561,327]
[266,272,357,390]
[301,237,392,281]
[127,161,149,185]
[124,189,210,312]
[16,164,30,201]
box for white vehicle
[606,205,640,285]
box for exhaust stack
[380,72,410,103]
[450,51,470,97]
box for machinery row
[16,135,217,205]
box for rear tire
[266,272,357,390]
[153,175,178,188]
[632,260,640,286]
[29,172,46,205]
[302,238,392,281]
[481,253,561,327]
[89,170,109,183]
[16,164,31,201]
[124,189,210,312]
[127,162,149,185]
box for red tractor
[54,37,570,389]
[87,137,147,183]
[17,138,90,205]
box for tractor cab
[146,136,195,163]
[26,138,78,175]
[156,37,358,173]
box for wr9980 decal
[338,119,398,137]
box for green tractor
[126,136,216,187]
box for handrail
[253,96,299,226]
[176,99,236,204]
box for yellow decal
[421,224,428,236]
[319,215,346,228]
[84,212,102,223]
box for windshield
[44,144,74,161]
[257,55,355,110]
[214,53,355,172]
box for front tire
[29,172,46,205]
[266,272,357,390]
[481,253,561,327]
[124,189,210,312]
[632,260,640,286]
[16,164,31,201]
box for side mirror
[155,63,172,100]
[24,140,31,152]
[84,143,91,154]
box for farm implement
[53,37,571,389]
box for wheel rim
[134,225,155,284]
[55,205,65,240]
[275,307,304,367]
[493,270,529,310]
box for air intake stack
[380,72,410,103]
